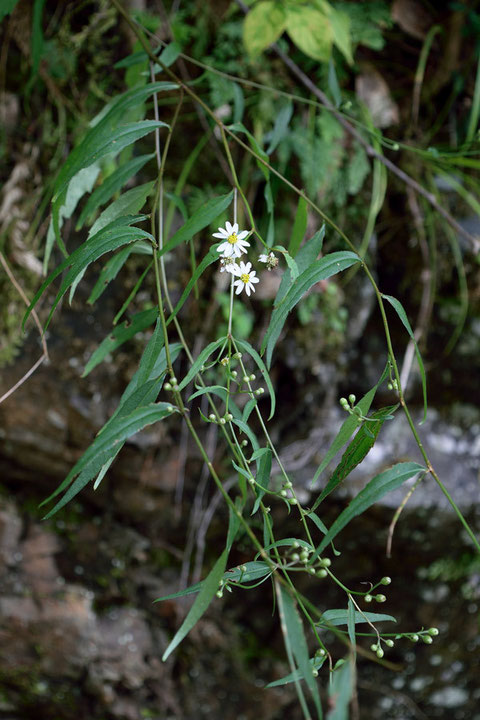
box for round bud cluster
[255,387,264,395]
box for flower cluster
[213,221,276,297]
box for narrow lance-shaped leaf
[311,404,398,512]
[53,120,169,203]
[383,293,428,422]
[328,659,352,720]
[262,251,359,367]
[41,403,178,519]
[235,338,276,420]
[157,191,234,260]
[24,218,153,332]
[87,182,154,238]
[275,225,325,306]
[177,337,227,392]
[313,462,425,558]
[162,549,228,661]
[83,307,158,376]
[310,362,390,487]
[318,609,396,627]
[76,153,155,229]
[277,584,323,719]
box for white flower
[213,221,250,258]
[231,261,260,297]
[258,251,278,270]
[219,256,238,273]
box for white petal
[250,275,259,283]
[232,222,239,233]
[244,262,252,273]
[237,230,249,240]
[234,282,243,294]
[212,230,228,239]
[245,284,252,296]
[225,221,234,234]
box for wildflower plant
[20,3,480,718]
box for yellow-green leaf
[243,1,287,58]
[285,6,333,63]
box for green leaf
[251,448,272,515]
[383,294,428,422]
[285,6,333,63]
[275,226,325,306]
[347,597,356,658]
[235,338,276,420]
[265,654,327,688]
[167,245,219,324]
[88,182,154,238]
[24,219,154,332]
[328,58,342,107]
[177,337,227,392]
[310,362,390,487]
[162,549,228,661]
[289,196,308,257]
[311,404,398,511]
[231,417,260,452]
[262,250,359,367]
[0,0,20,22]
[328,5,353,64]
[243,1,287,58]
[266,102,293,155]
[328,658,352,720]
[42,403,177,518]
[158,191,234,260]
[77,153,154,229]
[88,245,136,305]
[318,609,396,627]
[313,462,425,557]
[53,120,168,203]
[277,585,322,718]
[82,307,158,376]
[44,164,101,271]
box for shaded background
[1,1,480,718]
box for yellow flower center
[240,273,250,284]
[227,233,238,244]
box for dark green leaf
[289,196,308,257]
[383,293,428,422]
[311,404,398,511]
[275,226,325,306]
[76,153,154,229]
[177,337,227,391]
[318,609,396,627]
[162,549,228,661]
[87,182,154,237]
[262,251,359,367]
[42,403,177,518]
[313,462,425,557]
[83,307,158,376]
[235,338,276,419]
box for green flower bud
[364,594,373,603]
[385,639,394,648]
[348,394,356,404]
[281,490,288,497]
[234,352,242,359]
[219,417,226,425]
[289,497,297,505]
[410,634,419,642]
[170,376,177,385]
[370,644,378,652]
[291,553,300,562]
[428,627,439,636]
[209,414,216,421]
[164,382,172,391]
[376,648,384,659]
[243,376,250,383]
[226,413,233,421]
[380,576,391,585]
[375,594,387,603]
[312,669,319,677]
[308,567,316,574]
[320,558,331,568]
[216,591,223,598]
[231,370,238,378]
[422,635,433,644]
[317,569,328,578]
[340,397,349,408]
[249,373,256,381]
[241,440,248,447]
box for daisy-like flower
[231,261,259,297]
[213,221,250,258]
[219,256,238,274]
[258,251,279,270]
